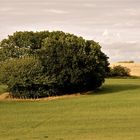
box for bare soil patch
[0,92,89,101]
[0,92,10,100]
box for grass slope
[0,79,140,140]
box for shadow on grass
[93,84,140,95]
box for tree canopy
[0,31,109,98]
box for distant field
[110,62,140,76]
[0,78,140,140]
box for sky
[0,0,140,62]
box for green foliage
[0,31,50,49]
[109,65,131,77]
[39,34,109,94]
[0,31,50,62]
[0,57,50,98]
[0,46,31,62]
[0,85,8,94]
[0,30,109,98]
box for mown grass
[0,78,140,140]
[0,85,7,95]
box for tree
[0,30,109,98]
[109,65,131,77]
[0,57,48,98]
[0,31,50,62]
[39,33,109,94]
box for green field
[0,79,140,140]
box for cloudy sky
[0,0,140,62]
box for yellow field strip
[110,63,140,76]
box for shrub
[0,57,50,98]
[109,65,131,77]
[118,60,134,63]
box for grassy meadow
[0,78,140,140]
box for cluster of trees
[118,61,134,63]
[108,65,131,77]
[0,31,109,98]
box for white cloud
[124,8,138,16]
[83,3,97,8]
[43,9,68,14]
[116,33,121,40]
[0,7,13,12]
[0,0,140,62]
[102,29,109,36]
[101,41,140,62]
